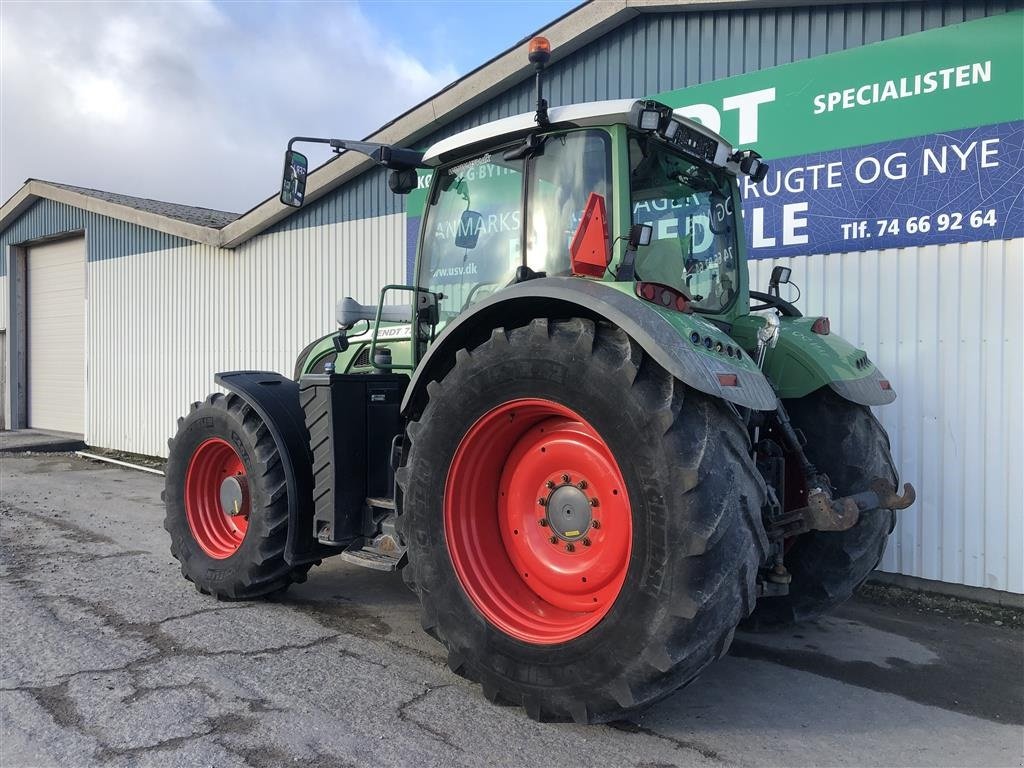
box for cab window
[526,130,611,276]
[418,153,523,321]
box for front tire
[398,319,767,722]
[164,392,310,599]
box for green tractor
[164,37,914,723]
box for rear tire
[398,318,767,722]
[747,387,897,628]
[164,392,311,599]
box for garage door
[28,237,86,434]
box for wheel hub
[219,474,248,517]
[544,481,593,541]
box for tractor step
[340,544,402,571]
[338,505,406,571]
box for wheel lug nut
[591,520,601,529]
[577,480,588,490]
[582,538,592,547]
[561,473,571,484]
[545,480,555,489]
[549,536,558,545]
[589,498,600,507]
[565,543,575,553]
[538,519,549,527]
[537,497,547,506]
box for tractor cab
[414,98,763,330]
[278,32,768,376]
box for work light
[638,109,661,130]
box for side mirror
[769,265,791,287]
[627,222,653,248]
[280,149,308,207]
[455,210,483,250]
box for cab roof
[421,98,735,167]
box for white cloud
[0,1,457,213]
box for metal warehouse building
[2,0,1022,599]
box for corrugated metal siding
[749,238,1024,594]
[85,213,405,457]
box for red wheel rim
[445,398,632,645]
[185,438,249,559]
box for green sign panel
[653,11,1023,158]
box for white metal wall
[85,212,405,459]
[750,238,1024,594]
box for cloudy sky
[0,1,577,214]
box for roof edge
[0,180,223,247]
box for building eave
[0,180,224,247]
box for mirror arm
[287,136,425,170]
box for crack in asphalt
[608,719,730,765]
[395,684,461,752]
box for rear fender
[214,371,330,565]
[400,276,777,417]
[731,315,897,406]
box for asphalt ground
[1,450,1022,768]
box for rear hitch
[770,477,915,538]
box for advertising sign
[653,11,1024,258]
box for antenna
[528,37,552,127]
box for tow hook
[773,478,916,537]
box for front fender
[214,371,330,566]
[401,277,777,417]
[731,315,897,406]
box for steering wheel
[749,290,802,317]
